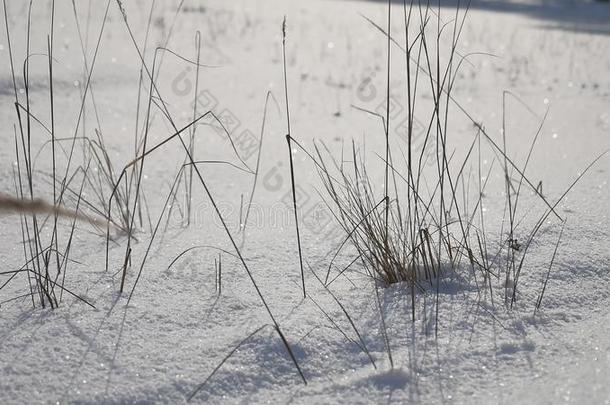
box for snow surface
[1,0,609,404]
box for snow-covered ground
[1,0,609,403]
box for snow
[1,0,609,404]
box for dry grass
[1,0,607,401]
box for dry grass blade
[0,193,110,228]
